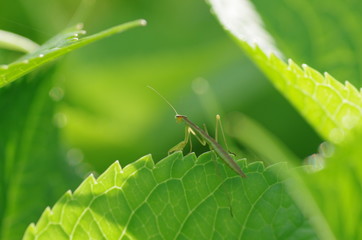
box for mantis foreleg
[168,126,193,154]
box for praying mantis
[149,86,247,178]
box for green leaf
[0,20,146,240]
[242,44,362,144]
[23,152,317,239]
[208,1,362,239]
[0,19,146,88]
[0,30,39,53]
[208,0,362,144]
[0,68,81,240]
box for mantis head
[175,115,186,123]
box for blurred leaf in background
[15,0,320,173]
[0,5,145,238]
[3,0,321,174]
[0,67,81,240]
[250,0,362,85]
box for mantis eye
[175,115,184,123]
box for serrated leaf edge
[240,41,362,144]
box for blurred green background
[0,0,322,175]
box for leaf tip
[113,160,124,172]
[287,58,295,70]
[38,207,54,222]
[344,81,362,101]
[248,161,266,173]
[123,154,154,176]
[139,19,148,26]
[303,64,325,83]
[73,173,98,195]
[236,157,248,169]
[141,153,155,168]
[24,222,37,237]
[65,189,73,196]
[88,173,98,183]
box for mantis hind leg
[203,114,229,149]
[209,117,235,216]
[215,114,236,156]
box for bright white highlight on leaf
[209,0,282,58]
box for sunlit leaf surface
[23,152,317,240]
[209,0,362,144]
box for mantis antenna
[148,86,179,116]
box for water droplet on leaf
[318,142,334,158]
[304,154,325,172]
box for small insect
[148,86,246,178]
